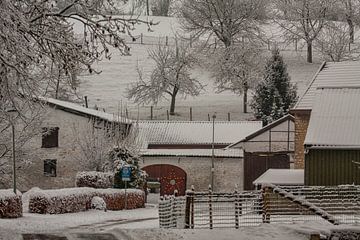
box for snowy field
[76,16,322,121]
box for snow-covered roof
[140,148,243,158]
[40,97,132,124]
[304,87,360,149]
[253,169,304,186]
[294,61,360,110]
[226,114,294,148]
[134,120,262,148]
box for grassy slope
[78,17,322,121]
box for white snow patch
[91,196,107,211]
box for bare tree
[210,43,264,113]
[72,118,141,173]
[315,23,360,62]
[273,0,333,63]
[127,39,204,115]
[180,0,267,48]
[0,0,151,187]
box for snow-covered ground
[75,16,322,121]
[1,193,360,240]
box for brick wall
[294,111,311,169]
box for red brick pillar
[294,111,311,169]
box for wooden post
[125,108,129,118]
[190,107,193,121]
[208,114,210,121]
[190,35,193,47]
[150,106,153,120]
[228,112,231,121]
[295,39,298,52]
[84,96,88,108]
[185,189,194,229]
[166,36,168,46]
[262,187,271,223]
[209,186,213,229]
[234,190,239,229]
[268,40,270,50]
[349,42,351,51]
[141,33,143,44]
[166,110,169,120]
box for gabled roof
[226,114,294,148]
[40,97,132,124]
[294,61,360,110]
[140,148,243,158]
[135,120,262,149]
[253,169,304,186]
[304,87,360,149]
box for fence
[158,185,360,229]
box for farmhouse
[292,61,360,185]
[227,115,295,190]
[136,120,262,194]
[8,98,131,191]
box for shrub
[0,189,22,218]
[75,171,114,188]
[29,187,145,214]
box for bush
[0,189,22,218]
[28,187,145,214]
[75,171,114,188]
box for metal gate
[142,164,187,196]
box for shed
[227,115,295,190]
[304,87,360,185]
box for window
[41,127,59,148]
[44,159,57,177]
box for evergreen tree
[251,49,297,125]
[109,147,147,189]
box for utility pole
[211,114,216,190]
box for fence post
[262,187,271,223]
[190,34,193,47]
[141,33,143,44]
[234,190,239,229]
[268,40,270,50]
[150,106,153,120]
[208,114,210,121]
[185,189,193,229]
[295,38,298,52]
[209,185,213,229]
[167,110,169,120]
[166,36,169,46]
[228,112,231,121]
[190,107,193,121]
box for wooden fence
[158,185,360,229]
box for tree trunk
[307,41,312,63]
[243,82,248,113]
[347,18,355,44]
[169,87,178,115]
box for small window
[41,127,59,148]
[44,159,57,177]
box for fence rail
[158,185,360,229]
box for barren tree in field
[211,43,263,113]
[273,0,332,63]
[315,23,360,62]
[180,0,267,48]
[127,40,204,115]
[0,0,151,186]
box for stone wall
[141,156,243,192]
[294,111,311,169]
[2,107,105,191]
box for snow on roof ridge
[39,96,132,123]
[138,120,261,124]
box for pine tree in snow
[251,49,297,125]
[109,147,147,189]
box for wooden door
[142,164,187,196]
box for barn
[135,120,262,195]
[292,61,360,186]
[227,115,295,190]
